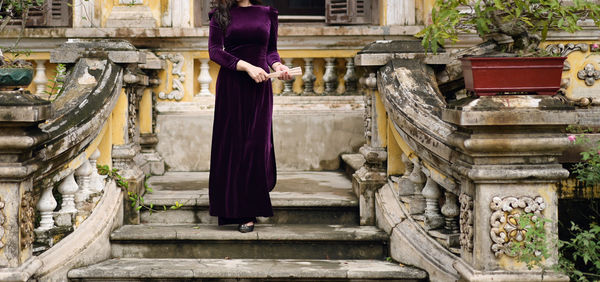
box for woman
[208,0,291,233]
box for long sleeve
[266,7,281,68]
[208,15,241,71]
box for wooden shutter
[1,0,71,27]
[42,0,72,27]
[326,0,372,25]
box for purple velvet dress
[208,5,280,225]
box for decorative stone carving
[89,149,105,193]
[408,159,426,215]
[159,53,185,101]
[397,153,415,196]
[489,196,546,257]
[422,174,444,230]
[75,159,93,204]
[0,198,4,249]
[33,60,48,96]
[57,172,79,215]
[197,59,212,96]
[577,63,600,86]
[20,192,35,250]
[36,186,57,232]
[459,193,473,252]
[344,57,358,95]
[365,73,377,90]
[441,192,460,233]
[323,58,338,95]
[127,85,144,142]
[545,43,588,57]
[302,58,316,95]
[281,58,295,95]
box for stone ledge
[375,184,460,282]
[69,258,428,280]
[158,96,365,114]
[110,224,387,242]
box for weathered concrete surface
[110,224,388,260]
[69,258,428,281]
[33,181,123,281]
[155,96,365,171]
[375,184,460,282]
[142,171,358,225]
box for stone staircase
[68,171,427,281]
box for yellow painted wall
[139,88,153,134]
[111,89,128,145]
[97,116,113,168]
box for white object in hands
[268,67,302,79]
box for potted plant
[418,0,600,96]
[0,0,43,90]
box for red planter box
[460,57,566,96]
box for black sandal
[238,223,255,233]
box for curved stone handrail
[34,58,123,184]
[355,40,575,281]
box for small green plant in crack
[508,212,552,271]
[97,165,182,213]
[43,63,66,101]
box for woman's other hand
[273,63,292,81]
[237,60,269,83]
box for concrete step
[69,258,428,281]
[142,171,359,225]
[340,153,365,178]
[110,224,388,260]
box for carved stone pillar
[353,71,387,225]
[323,58,338,95]
[0,90,50,274]
[302,58,316,95]
[140,55,166,176]
[444,96,573,281]
[114,69,150,224]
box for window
[0,0,72,27]
[194,0,377,26]
[263,0,326,22]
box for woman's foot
[238,222,254,233]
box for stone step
[142,171,359,225]
[68,258,428,281]
[110,224,388,260]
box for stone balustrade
[0,39,164,280]
[354,40,580,281]
[157,53,363,102]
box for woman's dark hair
[211,0,262,31]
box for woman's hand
[236,60,269,83]
[273,62,292,81]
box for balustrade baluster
[441,191,460,233]
[302,58,316,95]
[75,159,93,204]
[344,58,358,95]
[57,172,79,215]
[408,159,426,215]
[398,153,415,196]
[422,173,444,230]
[35,186,57,232]
[89,149,105,193]
[34,60,48,96]
[323,58,338,95]
[197,59,212,96]
[281,58,295,95]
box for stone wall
[155,96,365,171]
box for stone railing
[0,39,163,281]
[353,40,587,281]
[156,51,363,102]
